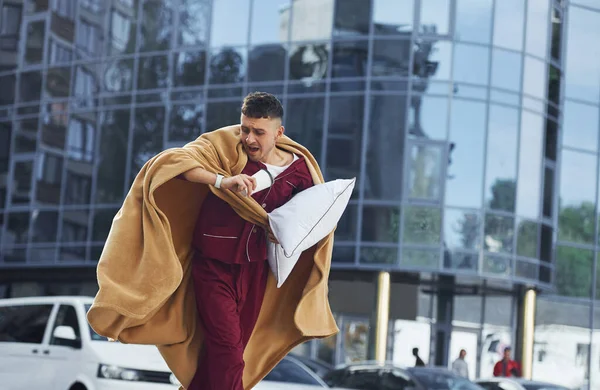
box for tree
[488,179,516,212]
[139,0,173,52]
[555,202,595,298]
[209,48,244,86]
[557,202,595,244]
[555,244,593,298]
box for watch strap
[214,174,224,189]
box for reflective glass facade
[2,0,600,388]
[0,0,563,285]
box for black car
[290,353,335,379]
[324,363,486,390]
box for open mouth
[247,146,260,154]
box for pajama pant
[188,255,269,390]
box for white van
[0,296,179,390]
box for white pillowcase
[267,243,301,288]
[267,178,356,288]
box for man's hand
[221,174,257,196]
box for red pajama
[188,256,268,390]
[188,156,314,390]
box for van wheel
[69,383,87,390]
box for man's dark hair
[241,91,284,120]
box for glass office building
[1,0,600,387]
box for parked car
[289,353,334,379]
[257,354,350,389]
[0,295,179,389]
[476,378,570,390]
[324,362,486,390]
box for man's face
[504,349,511,360]
[240,114,283,162]
[460,350,466,359]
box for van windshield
[84,304,109,341]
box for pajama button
[253,228,257,233]
[262,203,266,208]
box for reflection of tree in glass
[139,1,173,52]
[402,248,438,268]
[137,55,169,90]
[487,179,516,212]
[456,179,514,266]
[556,245,593,298]
[554,201,595,297]
[484,215,514,253]
[516,221,537,258]
[361,247,398,265]
[170,105,203,142]
[452,212,480,251]
[403,207,441,245]
[558,202,594,244]
[248,44,286,82]
[178,0,210,46]
[175,51,207,87]
[209,48,244,85]
[483,255,510,275]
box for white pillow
[267,242,301,288]
[267,178,356,287]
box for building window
[73,67,96,108]
[65,172,91,204]
[36,153,63,185]
[46,102,69,127]
[81,0,102,13]
[110,10,131,52]
[52,0,76,20]
[76,20,99,56]
[62,220,88,242]
[49,39,73,64]
[0,4,22,51]
[67,119,95,162]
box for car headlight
[98,364,141,381]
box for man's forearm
[180,167,218,185]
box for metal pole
[520,288,537,379]
[374,271,391,363]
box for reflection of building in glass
[2,1,600,388]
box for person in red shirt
[180,92,315,390]
[493,347,522,377]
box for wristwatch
[214,174,224,189]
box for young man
[181,92,314,390]
[452,349,469,379]
[493,347,521,377]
